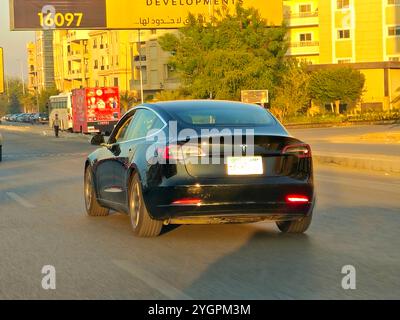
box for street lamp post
[18,59,25,96]
[138,30,144,104]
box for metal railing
[289,41,320,48]
[284,11,319,19]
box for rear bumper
[144,179,315,222]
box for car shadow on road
[178,230,322,299]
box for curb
[314,152,400,174]
[286,120,399,130]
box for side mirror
[90,134,105,146]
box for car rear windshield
[172,105,276,127]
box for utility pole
[18,59,25,95]
[138,30,144,104]
[6,77,10,103]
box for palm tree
[120,91,138,114]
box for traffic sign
[9,0,283,30]
[241,90,269,105]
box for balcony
[133,80,148,86]
[67,31,89,43]
[284,11,319,19]
[284,10,319,27]
[287,41,320,56]
[289,41,320,48]
[68,69,83,79]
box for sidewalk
[291,125,400,174]
[313,152,400,174]
[0,123,89,140]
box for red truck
[72,87,121,135]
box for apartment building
[28,29,179,100]
[285,0,400,111]
[130,29,180,99]
[27,30,56,93]
[284,0,320,64]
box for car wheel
[276,212,313,234]
[84,166,109,217]
[129,173,163,237]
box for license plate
[227,157,264,176]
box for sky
[0,0,34,78]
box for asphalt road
[0,129,399,299]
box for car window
[115,116,133,142]
[124,109,164,141]
[172,105,275,126]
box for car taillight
[158,145,205,161]
[286,195,309,203]
[282,144,312,158]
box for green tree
[0,78,25,114]
[154,90,186,101]
[158,5,288,101]
[38,87,59,113]
[308,68,365,114]
[120,91,138,114]
[271,60,311,120]
[8,93,22,114]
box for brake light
[286,195,309,203]
[282,144,312,158]
[172,198,202,206]
[158,145,206,160]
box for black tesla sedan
[85,100,315,237]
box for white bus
[49,92,73,131]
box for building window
[299,33,312,42]
[94,60,98,69]
[136,66,147,82]
[337,58,352,64]
[151,30,157,35]
[387,0,400,5]
[337,0,350,9]
[93,39,97,49]
[103,77,107,87]
[95,80,99,87]
[164,64,176,79]
[338,29,351,39]
[299,4,312,14]
[113,77,119,87]
[388,56,400,61]
[388,26,400,36]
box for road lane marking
[6,192,36,208]
[113,260,193,300]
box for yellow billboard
[0,48,4,94]
[10,0,282,30]
[106,0,283,29]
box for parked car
[84,100,316,237]
[36,113,49,124]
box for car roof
[144,100,269,119]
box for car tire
[129,173,163,237]
[276,212,313,234]
[84,166,109,217]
